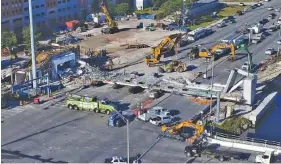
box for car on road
[277,39,281,44]
[217,22,226,28]
[275,8,280,12]
[259,18,268,25]
[236,10,243,16]
[241,62,252,71]
[257,3,263,6]
[267,6,274,11]
[268,13,276,19]
[227,16,235,20]
[149,115,173,126]
[265,48,274,55]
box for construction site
[2,0,281,163]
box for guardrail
[212,132,281,150]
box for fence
[211,132,281,150]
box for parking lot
[2,84,216,163]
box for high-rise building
[1,0,94,33]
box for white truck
[248,25,263,34]
[251,33,264,44]
[255,151,274,164]
[136,106,171,121]
[277,17,281,25]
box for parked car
[227,16,235,20]
[265,48,274,55]
[277,39,281,44]
[239,2,245,6]
[267,6,274,11]
[259,18,268,25]
[257,3,263,6]
[149,115,173,126]
[104,156,127,164]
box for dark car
[228,16,235,20]
[259,18,268,24]
[236,10,243,16]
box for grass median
[189,5,247,30]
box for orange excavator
[144,33,182,66]
[160,120,204,143]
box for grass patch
[213,116,252,134]
[189,5,247,30]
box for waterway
[255,94,281,142]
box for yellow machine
[100,0,118,34]
[199,43,236,61]
[144,34,182,66]
[161,120,204,143]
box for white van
[255,150,274,164]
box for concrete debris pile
[55,34,81,45]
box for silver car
[265,48,274,55]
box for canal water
[255,94,281,142]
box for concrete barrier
[243,92,278,125]
[208,137,281,155]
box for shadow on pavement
[1,149,67,163]
[1,116,87,147]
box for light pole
[28,0,37,89]
[113,110,130,164]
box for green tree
[152,0,168,8]
[22,26,42,53]
[107,1,116,15]
[115,3,129,15]
[1,31,17,55]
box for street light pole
[28,0,37,89]
[113,110,130,164]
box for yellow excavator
[144,33,182,66]
[199,43,236,61]
[100,0,118,34]
[160,120,204,143]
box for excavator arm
[212,44,236,61]
[145,34,182,66]
[100,0,118,34]
[161,120,204,143]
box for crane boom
[100,0,118,34]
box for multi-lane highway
[176,0,281,84]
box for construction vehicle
[158,60,187,73]
[199,43,236,61]
[66,94,115,114]
[100,0,118,34]
[187,46,199,60]
[160,120,204,143]
[144,33,182,66]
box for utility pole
[209,56,214,115]
[28,0,37,89]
